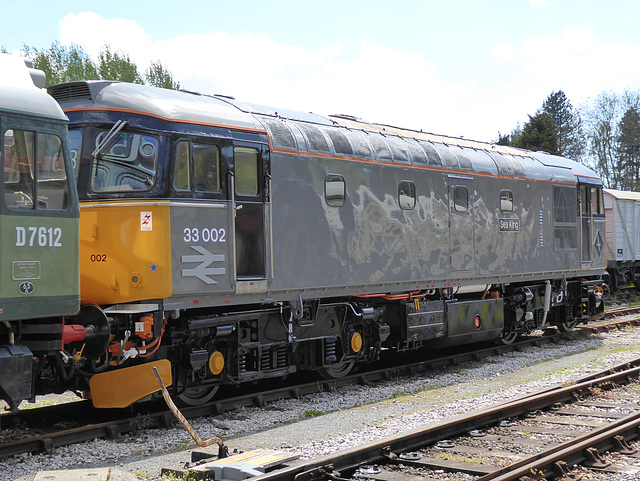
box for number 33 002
[183,227,226,243]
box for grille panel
[48,82,92,102]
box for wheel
[176,384,220,406]
[557,319,579,333]
[496,329,518,345]
[318,361,355,380]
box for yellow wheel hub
[209,351,225,375]
[350,332,363,353]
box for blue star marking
[150,263,158,272]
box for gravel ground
[7,325,640,481]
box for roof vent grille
[47,82,92,102]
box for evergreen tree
[617,106,640,190]
[511,112,559,155]
[495,132,512,146]
[541,90,585,161]
[494,124,522,147]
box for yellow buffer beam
[89,359,172,409]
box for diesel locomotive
[4,78,606,411]
[0,55,80,412]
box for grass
[588,385,613,399]
[303,409,323,417]
[433,451,484,465]
[130,413,153,432]
[161,471,200,481]
[176,437,194,449]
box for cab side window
[173,140,221,194]
[234,147,259,196]
[4,129,35,208]
[173,140,190,191]
[4,129,70,210]
[194,144,220,193]
[591,187,605,216]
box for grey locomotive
[48,81,605,408]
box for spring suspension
[276,347,287,368]
[239,354,247,374]
[324,339,337,363]
[260,349,271,371]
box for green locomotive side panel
[0,214,80,320]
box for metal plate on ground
[164,449,300,481]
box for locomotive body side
[47,81,605,409]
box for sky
[3,0,640,143]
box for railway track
[1,313,639,462]
[166,358,640,481]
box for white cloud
[490,26,640,135]
[493,27,640,97]
[530,0,548,6]
[297,41,476,137]
[150,31,342,101]
[56,13,640,143]
[58,15,482,138]
[59,12,153,69]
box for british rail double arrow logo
[181,246,226,284]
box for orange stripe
[62,106,268,134]
[573,172,601,179]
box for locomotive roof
[49,81,265,132]
[50,81,601,185]
[0,54,67,121]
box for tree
[617,106,640,190]
[511,112,559,155]
[495,123,522,147]
[97,45,143,84]
[145,60,180,90]
[23,41,99,85]
[495,132,512,146]
[582,90,627,189]
[541,90,585,161]
[4,42,181,90]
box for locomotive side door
[578,182,606,267]
[229,144,270,293]
[449,177,476,272]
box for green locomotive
[0,54,80,412]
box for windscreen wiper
[92,120,128,159]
